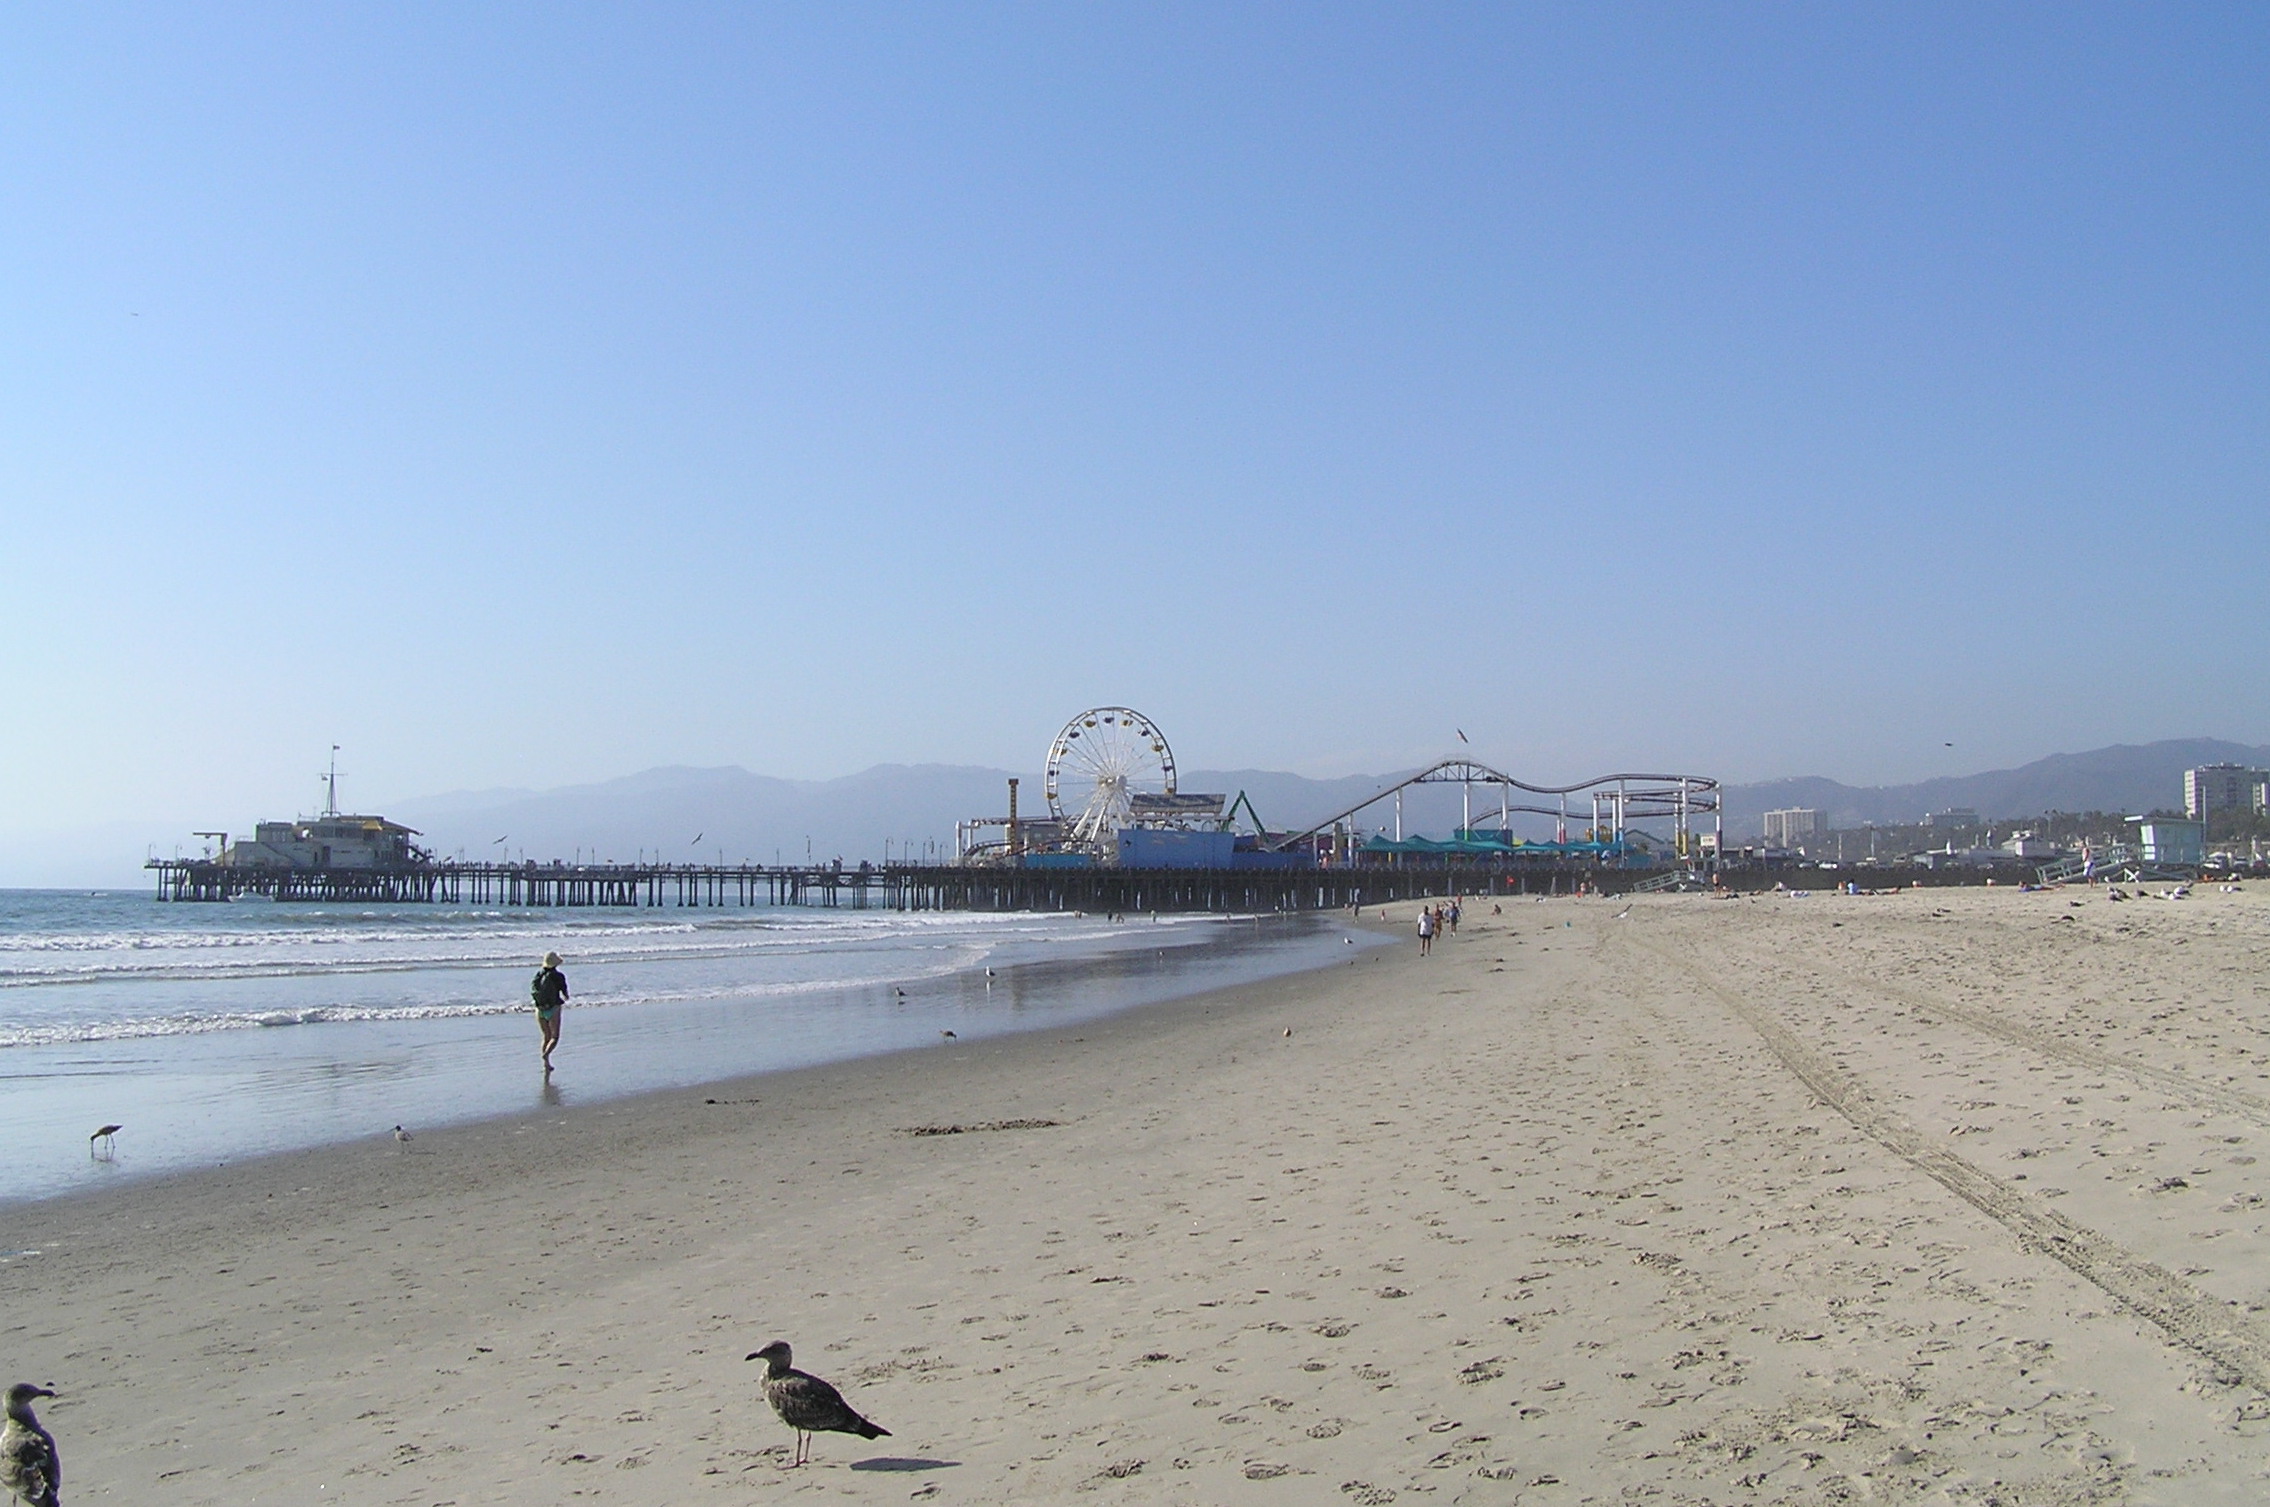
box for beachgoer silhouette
[532,951,569,1071]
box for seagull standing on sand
[392,1125,413,1145]
[1,1383,60,1507]
[745,1341,889,1466]
[89,1125,121,1158]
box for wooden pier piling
[144,857,2013,910]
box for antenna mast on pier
[322,745,342,816]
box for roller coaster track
[1267,759,1720,850]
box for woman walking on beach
[1417,907,1436,956]
[532,951,569,1071]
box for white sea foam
[0,892,1218,1048]
[0,946,989,1048]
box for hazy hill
[12,738,2256,888]
[397,739,2252,861]
[393,764,1017,866]
[1718,739,2267,832]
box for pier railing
[145,856,2050,910]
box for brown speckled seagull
[1,1383,59,1507]
[745,1341,889,1466]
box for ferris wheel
[1045,707,1178,850]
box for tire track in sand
[1621,932,2270,1396]
[1821,964,2270,1129]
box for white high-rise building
[1761,808,1822,849]
[2185,764,2267,822]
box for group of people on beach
[1415,899,1459,954]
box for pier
[147,858,1483,910]
[144,856,2033,910]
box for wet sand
[4,886,2268,1503]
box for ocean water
[0,890,1370,1206]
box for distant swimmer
[746,1341,889,1467]
[532,951,569,1071]
[89,1124,121,1158]
[1,1383,60,1507]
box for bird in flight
[746,1341,890,1466]
[1457,729,1469,743]
[492,835,508,845]
[690,833,703,846]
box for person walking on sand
[532,951,569,1070]
[1417,906,1436,956]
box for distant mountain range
[388,764,1413,866]
[9,738,2254,888]
[1715,739,2268,831]
[386,737,2260,865]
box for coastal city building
[2184,764,2269,821]
[1760,808,1822,850]
[1923,808,1981,829]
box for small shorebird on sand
[939,1030,957,1040]
[745,1341,889,1466]
[89,1125,121,1158]
[1,1382,60,1507]
[392,1125,413,1145]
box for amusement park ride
[956,706,1721,868]
[148,712,1728,907]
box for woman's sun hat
[544,951,562,967]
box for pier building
[147,722,1744,909]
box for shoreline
[2,917,1385,1228]
[0,906,1365,1206]
[5,889,2266,1503]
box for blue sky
[2,4,2264,833]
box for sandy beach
[5,885,2269,1504]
